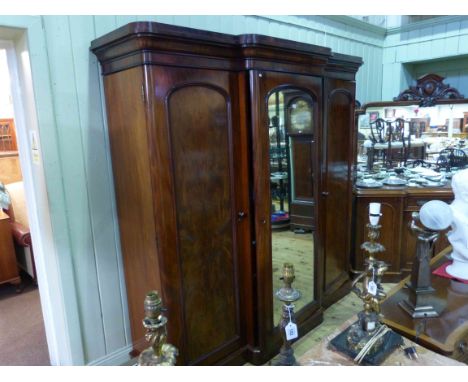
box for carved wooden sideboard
[352,185,454,281]
[91,22,361,365]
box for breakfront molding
[91,21,361,365]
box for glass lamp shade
[419,200,453,231]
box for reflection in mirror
[268,89,315,325]
[357,104,468,173]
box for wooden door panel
[290,138,315,229]
[168,85,237,362]
[103,67,163,350]
[148,66,251,365]
[322,80,355,301]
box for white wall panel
[42,15,106,362]
[68,15,129,355]
[382,16,468,99]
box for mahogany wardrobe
[91,22,362,365]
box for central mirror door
[268,90,316,324]
[250,71,322,360]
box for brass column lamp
[272,263,301,366]
[138,291,178,366]
[399,200,453,318]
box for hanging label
[368,281,377,296]
[285,322,298,340]
[366,321,376,331]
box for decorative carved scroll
[393,74,464,107]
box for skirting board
[87,344,133,366]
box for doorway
[0,28,74,365]
[0,40,50,365]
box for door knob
[237,211,246,220]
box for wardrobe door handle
[237,211,246,220]
[322,191,329,196]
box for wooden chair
[436,148,468,171]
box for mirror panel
[267,89,315,325]
[357,103,468,171]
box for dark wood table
[380,247,468,364]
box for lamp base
[398,299,445,319]
[270,347,298,366]
[329,321,403,365]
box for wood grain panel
[168,85,237,362]
[103,66,162,350]
[0,155,22,184]
[146,65,250,365]
[290,138,315,230]
[322,80,355,302]
[291,138,314,200]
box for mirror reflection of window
[268,89,315,325]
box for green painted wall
[382,16,468,100]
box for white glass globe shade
[419,200,453,231]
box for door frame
[0,19,83,365]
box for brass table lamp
[272,263,301,366]
[330,203,403,364]
[138,291,178,366]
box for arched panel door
[321,78,357,307]
[147,66,253,365]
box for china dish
[383,176,407,186]
[356,179,383,188]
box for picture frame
[369,111,379,123]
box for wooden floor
[272,229,314,324]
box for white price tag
[366,321,376,331]
[368,281,377,296]
[285,322,298,340]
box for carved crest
[393,74,464,107]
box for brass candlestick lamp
[330,203,403,365]
[348,203,389,352]
[272,263,301,366]
[347,257,388,354]
[138,291,178,366]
